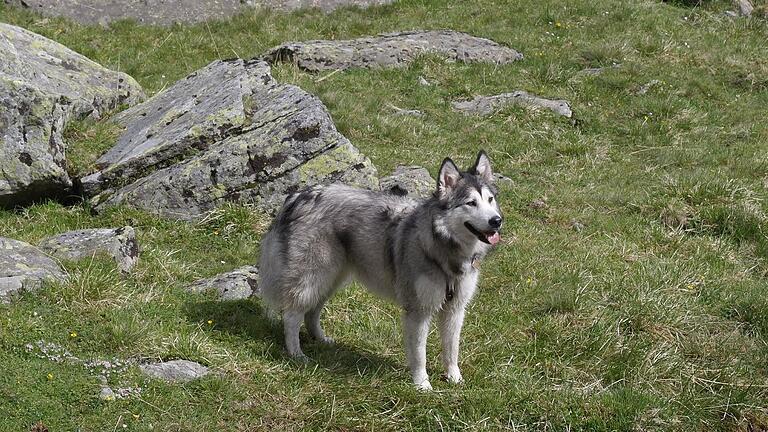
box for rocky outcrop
[140,360,209,382]
[185,266,259,301]
[0,237,66,301]
[4,0,395,25]
[380,165,434,199]
[452,91,572,118]
[38,227,139,274]
[0,23,144,207]
[83,59,378,220]
[264,30,523,72]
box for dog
[258,150,503,390]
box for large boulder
[83,59,378,220]
[38,227,139,274]
[4,0,395,26]
[263,30,523,72]
[0,237,66,301]
[0,23,144,207]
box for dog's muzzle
[464,221,501,245]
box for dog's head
[434,150,503,247]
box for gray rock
[387,104,424,117]
[452,91,572,118]
[380,166,434,199]
[570,219,585,232]
[571,63,621,79]
[735,0,754,16]
[529,198,548,210]
[140,360,209,383]
[4,0,394,25]
[263,30,523,72]
[0,237,66,301]
[99,386,116,401]
[637,79,661,95]
[38,227,139,274]
[417,76,431,86]
[0,23,144,207]
[84,59,378,220]
[185,266,259,300]
[494,173,513,187]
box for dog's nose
[489,216,502,229]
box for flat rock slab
[38,227,139,273]
[0,237,66,301]
[263,30,523,72]
[140,360,209,383]
[83,59,378,220]
[0,23,144,207]
[380,165,434,199]
[185,266,259,301]
[5,0,394,26]
[452,91,572,118]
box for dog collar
[446,255,482,302]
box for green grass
[1,0,768,430]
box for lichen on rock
[0,23,144,207]
[85,59,378,220]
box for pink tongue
[487,232,501,245]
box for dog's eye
[466,200,477,207]
[488,196,494,203]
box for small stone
[38,227,139,274]
[637,80,661,95]
[418,76,431,86]
[380,166,434,199]
[185,266,260,300]
[452,91,572,118]
[140,360,209,383]
[570,220,585,232]
[529,198,548,210]
[1,238,66,301]
[99,386,116,401]
[735,0,754,16]
[387,104,425,117]
[493,173,514,187]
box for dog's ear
[437,158,461,195]
[471,150,494,184]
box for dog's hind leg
[304,270,349,345]
[283,308,309,361]
[305,302,334,344]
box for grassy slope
[1,0,767,430]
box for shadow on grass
[184,298,400,378]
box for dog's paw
[414,379,433,392]
[288,351,312,364]
[445,371,464,384]
[318,336,335,345]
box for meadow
[1,0,767,430]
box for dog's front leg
[402,310,433,390]
[439,303,466,384]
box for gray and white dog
[259,150,503,390]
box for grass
[1,0,768,430]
